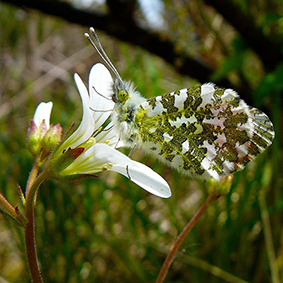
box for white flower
[55,64,171,198]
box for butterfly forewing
[135,83,274,180]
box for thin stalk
[156,193,219,283]
[258,189,280,283]
[26,160,41,197]
[24,164,47,283]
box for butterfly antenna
[85,27,124,85]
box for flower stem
[24,163,47,283]
[25,200,43,283]
[26,160,41,197]
[156,193,219,283]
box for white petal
[60,74,94,150]
[111,160,171,198]
[89,63,114,129]
[95,144,171,198]
[33,101,53,128]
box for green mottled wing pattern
[136,83,274,180]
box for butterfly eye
[117,90,129,104]
[112,93,118,103]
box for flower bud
[27,102,62,160]
[41,124,63,159]
[206,174,234,195]
[27,119,43,156]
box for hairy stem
[156,193,219,283]
[24,164,46,283]
[25,200,43,283]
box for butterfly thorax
[112,80,146,146]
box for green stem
[156,193,219,283]
[24,164,47,283]
[26,161,41,197]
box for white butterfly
[86,28,275,181]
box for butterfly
[85,28,275,181]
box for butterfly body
[111,79,146,146]
[112,80,274,180]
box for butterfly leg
[128,144,137,157]
[126,165,132,181]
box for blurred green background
[0,0,282,282]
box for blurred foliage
[0,0,282,282]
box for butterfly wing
[137,83,274,180]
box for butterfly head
[111,78,128,104]
[112,78,140,107]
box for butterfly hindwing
[134,83,274,180]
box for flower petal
[111,157,172,198]
[60,74,95,150]
[89,63,114,129]
[33,101,53,128]
[67,143,171,198]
